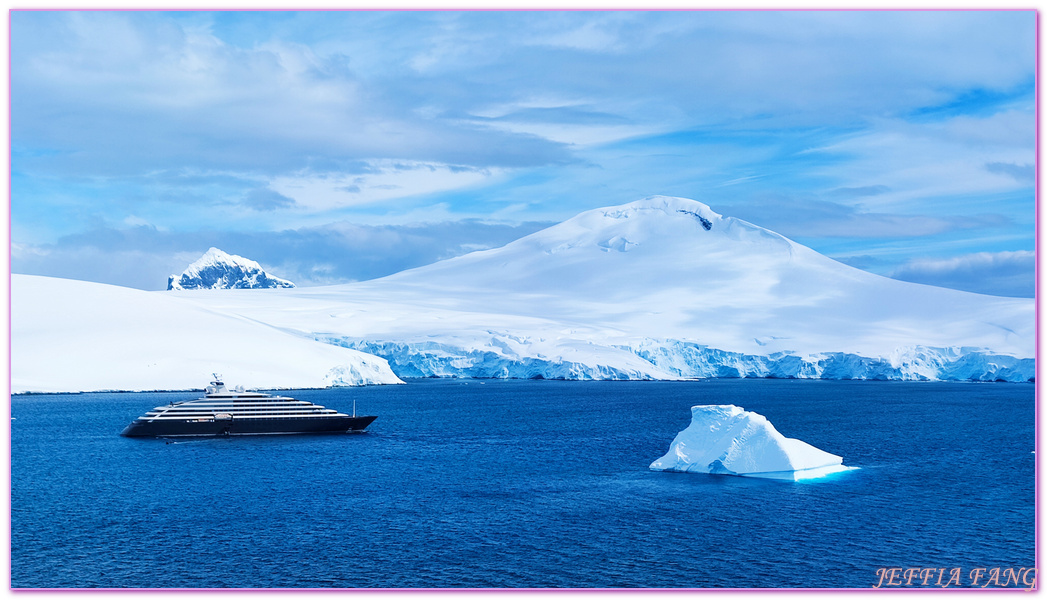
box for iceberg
[649,405,855,481]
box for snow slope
[12,275,402,393]
[174,196,1033,382]
[649,405,854,481]
[168,247,295,290]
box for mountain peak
[199,246,232,263]
[600,196,722,229]
[637,195,721,217]
[167,248,295,290]
[384,195,821,303]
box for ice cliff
[650,405,854,481]
[335,337,1034,382]
[168,247,295,290]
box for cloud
[12,11,573,183]
[889,250,1034,298]
[827,185,891,198]
[725,197,1011,239]
[522,12,637,52]
[463,101,651,146]
[242,188,296,211]
[13,11,1035,188]
[11,220,553,290]
[805,108,1034,211]
[985,161,1035,183]
[9,10,1037,301]
[270,160,504,212]
[832,254,893,272]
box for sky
[10,10,1037,296]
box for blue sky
[10,10,1036,295]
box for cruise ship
[120,376,377,437]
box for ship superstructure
[120,375,376,437]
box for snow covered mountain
[168,247,295,290]
[11,197,1034,392]
[173,196,1034,383]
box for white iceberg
[649,405,855,481]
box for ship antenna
[353,397,357,417]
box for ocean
[10,379,1036,589]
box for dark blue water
[11,379,1035,588]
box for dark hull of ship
[120,415,377,437]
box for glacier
[168,247,295,290]
[330,337,1034,382]
[649,405,855,481]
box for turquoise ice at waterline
[650,404,859,481]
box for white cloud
[807,108,1034,209]
[525,15,627,52]
[270,160,504,212]
[11,9,1036,300]
[122,215,154,228]
[727,197,1011,239]
[468,119,652,147]
[11,219,552,290]
[465,95,658,146]
[890,250,1034,298]
[14,11,569,183]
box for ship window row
[147,407,337,413]
[170,411,338,414]
[161,402,317,408]
[160,405,332,410]
[146,414,347,421]
[149,408,335,413]
[168,405,323,410]
[152,406,329,412]
[196,399,306,403]
[162,404,318,410]
[153,414,341,420]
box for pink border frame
[6,7,1038,590]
